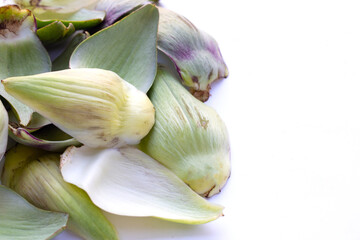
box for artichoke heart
[2,68,155,148]
[1,144,119,240]
[140,67,231,197]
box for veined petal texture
[60,146,224,224]
[2,68,155,148]
[0,5,51,126]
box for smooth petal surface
[70,4,159,92]
[140,67,231,197]
[0,5,51,126]
[37,21,75,45]
[60,146,224,224]
[35,8,106,29]
[52,31,90,71]
[0,185,68,240]
[2,68,155,148]
[95,0,150,27]
[0,101,8,161]
[157,7,228,101]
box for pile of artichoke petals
[0,1,230,239]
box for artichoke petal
[140,67,231,197]
[70,4,159,92]
[157,7,228,102]
[2,68,155,148]
[61,146,224,224]
[0,185,68,240]
[2,144,119,240]
[0,5,51,126]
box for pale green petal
[2,68,155,148]
[35,8,106,29]
[157,7,228,101]
[70,4,159,92]
[37,21,75,45]
[60,146,224,224]
[52,31,90,71]
[2,145,118,240]
[0,5,51,126]
[0,185,68,240]
[140,67,231,197]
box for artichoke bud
[2,68,155,148]
[157,7,228,102]
[1,144,119,240]
[140,67,231,197]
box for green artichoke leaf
[0,185,68,240]
[52,31,90,71]
[35,8,106,29]
[37,21,75,46]
[0,5,51,126]
[70,4,159,92]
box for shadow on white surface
[54,212,229,240]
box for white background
[57,0,360,239]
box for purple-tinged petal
[95,0,151,27]
[157,7,228,102]
[8,123,80,152]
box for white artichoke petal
[60,146,224,224]
[0,101,8,161]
